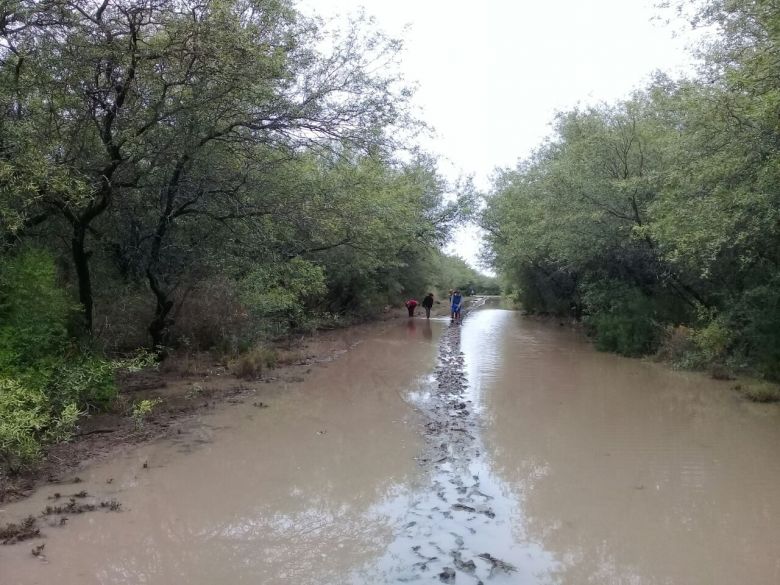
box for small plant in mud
[184,383,205,400]
[129,398,163,428]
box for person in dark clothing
[405,298,418,317]
[421,292,434,319]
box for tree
[1,0,413,339]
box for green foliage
[240,258,327,336]
[691,316,732,363]
[481,1,780,378]
[0,250,120,470]
[584,283,661,357]
[0,378,80,471]
[428,253,498,296]
[730,279,780,379]
[0,249,72,367]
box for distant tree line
[482,0,780,379]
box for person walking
[421,292,434,319]
[450,289,463,323]
[405,298,418,317]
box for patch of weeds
[99,499,122,511]
[1,516,40,545]
[185,383,205,400]
[42,497,122,516]
[43,498,96,515]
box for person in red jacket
[405,298,418,317]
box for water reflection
[422,319,433,340]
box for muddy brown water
[3,306,780,584]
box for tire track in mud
[360,301,524,584]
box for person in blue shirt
[450,289,463,323]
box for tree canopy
[482,0,780,376]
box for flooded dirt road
[3,306,780,584]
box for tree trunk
[147,270,174,354]
[72,224,94,333]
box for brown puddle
[2,307,780,585]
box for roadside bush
[0,249,72,367]
[657,325,699,365]
[129,398,163,429]
[0,379,80,471]
[738,381,780,403]
[692,315,732,363]
[512,262,579,315]
[240,258,327,338]
[170,278,251,352]
[584,283,661,357]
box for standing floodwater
[2,307,780,584]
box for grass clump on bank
[229,345,279,379]
[736,382,780,404]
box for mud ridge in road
[380,303,517,584]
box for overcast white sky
[300,0,702,272]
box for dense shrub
[581,282,661,357]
